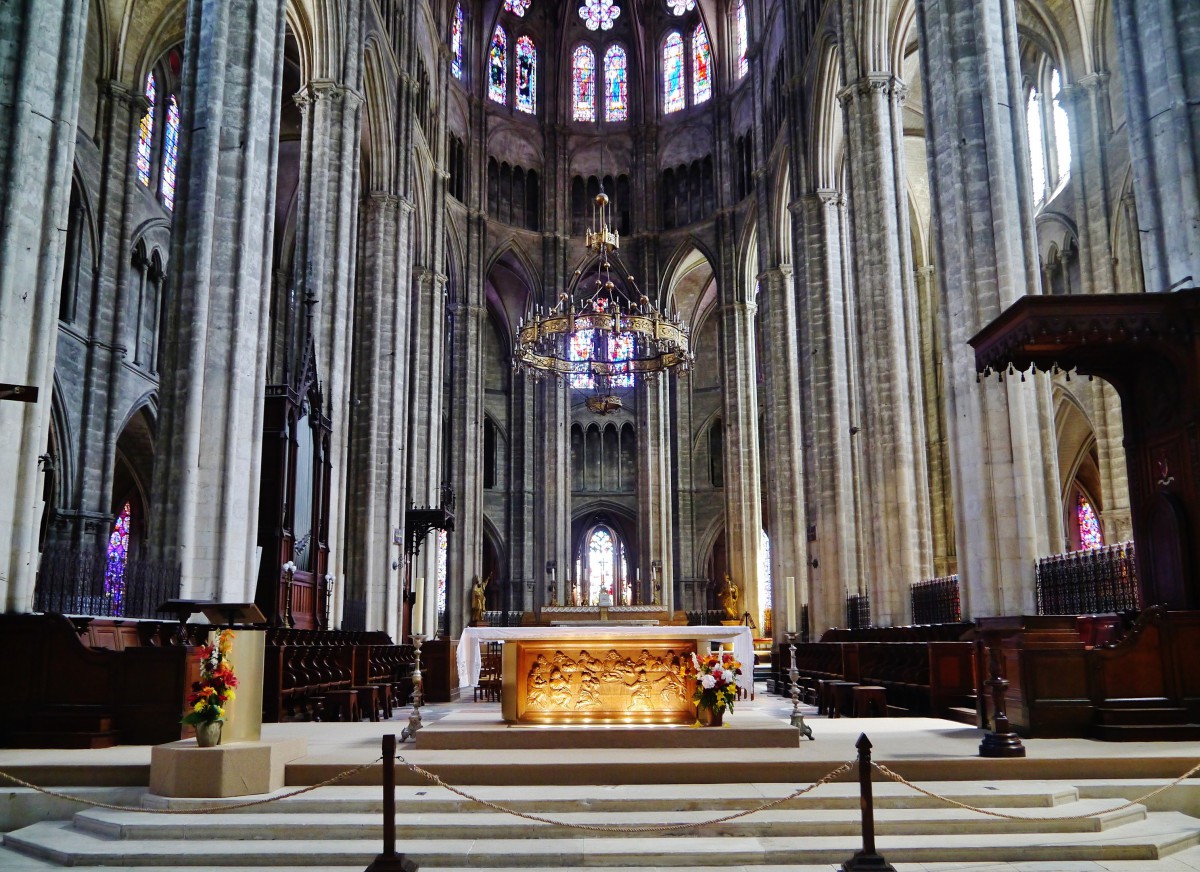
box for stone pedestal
[149,737,307,798]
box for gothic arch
[117,0,186,85]
[362,37,398,193]
[809,37,843,192]
[49,375,76,514]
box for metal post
[840,733,897,872]
[786,633,814,740]
[364,734,419,872]
[400,634,426,743]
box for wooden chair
[474,642,502,702]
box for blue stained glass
[160,96,180,211]
[604,45,628,122]
[488,26,507,104]
[693,23,712,104]
[137,73,156,186]
[451,3,465,79]
[516,35,536,114]
[608,331,634,387]
[105,502,132,611]
[663,32,685,113]
[569,329,596,389]
[573,45,597,122]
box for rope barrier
[871,759,1200,822]
[392,753,857,833]
[0,756,384,815]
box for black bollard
[365,734,420,872]
[840,733,897,872]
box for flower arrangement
[182,629,239,726]
[691,650,742,714]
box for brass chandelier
[513,186,692,406]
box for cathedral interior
[2,0,1199,681]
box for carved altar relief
[510,641,697,724]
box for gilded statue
[469,573,490,626]
[717,573,740,621]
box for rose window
[579,0,621,31]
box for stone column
[449,297,485,631]
[795,190,859,632]
[1057,75,1116,297]
[637,379,674,612]
[915,265,956,576]
[916,0,1062,616]
[533,377,571,612]
[0,0,89,612]
[1111,0,1200,294]
[150,0,287,600]
[345,193,412,638]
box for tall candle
[413,577,425,636]
[785,576,796,634]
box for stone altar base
[149,736,307,798]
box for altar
[457,626,754,725]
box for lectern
[200,603,267,743]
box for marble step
[68,799,1146,841]
[6,813,1200,867]
[137,781,1083,814]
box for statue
[470,574,490,626]
[717,573,740,622]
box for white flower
[701,674,716,690]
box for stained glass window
[568,328,595,389]
[105,502,132,611]
[579,0,621,31]
[160,96,180,211]
[668,0,695,14]
[608,331,634,388]
[1027,88,1046,203]
[1077,493,1103,550]
[759,530,772,631]
[516,35,536,114]
[573,45,597,122]
[488,26,507,104]
[504,0,531,15]
[451,3,465,79]
[137,73,156,186]
[604,44,628,122]
[436,529,448,616]
[692,22,712,104]
[587,528,615,606]
[663,32,685,113]
[734,0,748,78]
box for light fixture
[514,184,692,402]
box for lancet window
[488,26,507,104]
[663,31,685,113]
[734,0,748,78]
[451,3,466,79]
[692,22,712,104]
[573,45,597,122]
[104,502,132,610]
[604,45,628,122]
[516,35,536,113]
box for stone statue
[470,574,490,626]
[717,573,740,621]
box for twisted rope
[872,759,1200,822]
[0,756,384,814]
[394,753,856,833]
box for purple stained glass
[579,0,621,31]
[604,44,628,122]
[437,529,448,615]
[504,0,531,15]
[663,31,685,113]
[573,45,597,122]
[451,3,465,79]
[735,0,748,78]
[488,26,507,104]
[161,96,180,211]
[137,73,156,186]
[569,328,596,389]
[693,23,712,104]
[608,331,634,387]
[1077,493,1103,550]
[105,502,132,610]
[516,35,536,114]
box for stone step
[136,781,1083,814]
[66,799,1147,841]
[5,812,1199,867]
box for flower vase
[696,704,726,727]
[194,721,223,748]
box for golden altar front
[501,639,698,725]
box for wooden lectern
[200,603,267,743]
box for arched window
[734,0,748,78]
[503,0,530,15]
[663,31,685,113]
[515,35,536,114]
[668,0,695,13]
[160,96,180,211]
[1077,492,1103,550]
[692,22,712,104]
[137,73,156,187]
[1027,87,1047,204]
[105,502,133,610]
[1050,69,1071,182]
[573,45,597,122]
[451,3,466,79]
[436,528,448,618]
[578,525,628,605]
[579,0,621,31]
[608,331,634,387]
[604,44,628,122]
[568,328,596,389]
[488,26,507,104]
[1026,64,1072,207]
[759,530,772,631]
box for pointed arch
[572,44,597,121]
[604,44,629,121]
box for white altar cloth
[457,625,755,693]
